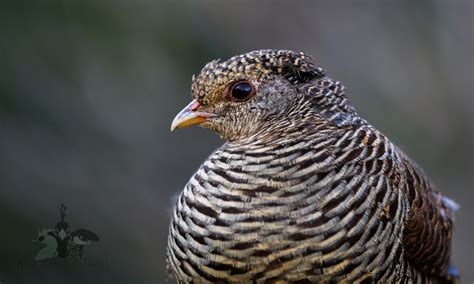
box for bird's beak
[171,100,216,131]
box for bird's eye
[38,236,45,241]
[227,80,255,102]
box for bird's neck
[228,109,345,147]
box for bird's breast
[167,142,407,282]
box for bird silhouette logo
[33,204,99,261]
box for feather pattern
[167,50,457,283]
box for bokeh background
[0,1,472,283]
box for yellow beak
[170,100,216,131]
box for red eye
[227,80,255,102]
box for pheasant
[167,50,459,283]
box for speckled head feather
[191,49,325,105]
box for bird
[167,49,459,283]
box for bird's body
[167,50,458,283]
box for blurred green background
[0,1,472,283]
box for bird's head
[33,229,56,245]
[171,49,355,141]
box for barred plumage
[167,50,458,283]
